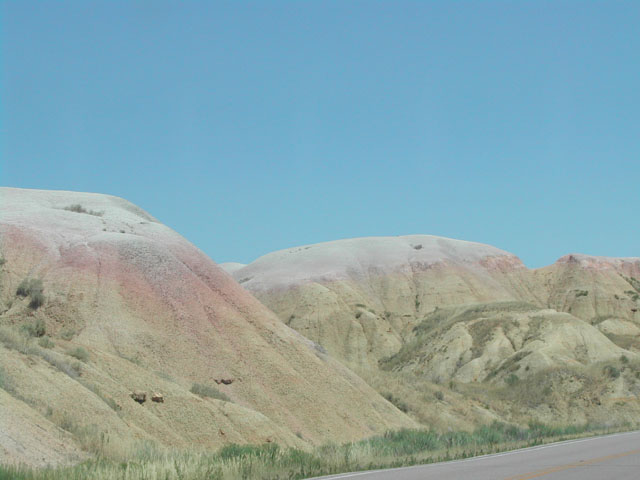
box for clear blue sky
[2,1,638,268]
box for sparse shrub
[117,351,142,365]
[603,365,620,379]
[71,361,83,375]
[313,341,327,355]
[626,276,640,293]
[0,326,32,354]
[38,349,82,378]
[575,290,589,297]
[23,318,46,337]
[16,279,30,297]
[60,327,76,340]
[190,383,230,401]
[434,391,444,401]
[104,396,120,412]
[81,381,121,412]
[505,374,520,386]
[0,326,85,379]
[38,336,54,348]
[155,370,176,382]
[0,257,6,266]
[15,278,45,309]
[382,392,409,413]
[58,413,76,432]
[620,355,629,364]
[64,204,88,214]
[626,290,640,301]
[63,204,103,216]
[33,318,46,336]
[16,278,43,297]
[29,292,45,309]
[67,346,89,362]
[0,366,11,392]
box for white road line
[308,430,640,480]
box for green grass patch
[0,422,629,480]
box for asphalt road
[311,430,640,480]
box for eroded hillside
[0,188,415,467]
[226,236,640,427]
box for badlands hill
[227,235,538,368]
[226,236,640,426]
[0,188,415,467]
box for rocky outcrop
[130,392,147,404]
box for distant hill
[226,235,640,427]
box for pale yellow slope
[0,187,415,467]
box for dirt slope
[0,188,414,466]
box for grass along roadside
[0,422,635,480]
